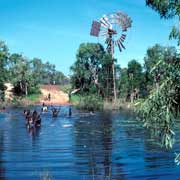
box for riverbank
[0,85,70,109]
[0,84,136,113]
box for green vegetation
[76,94,103,111]
[146,0,180,45]
[70,94,80,105]
[24,93,42,103]
[0,40,69,105]
[70,42,179,115]
[70,41,180,150]
[59,84,71,94]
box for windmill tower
[90,11,132,102]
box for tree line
[70,43,178,101]
[0,40,68,101]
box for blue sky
[0,0,177,75]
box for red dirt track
[39,85,69,105]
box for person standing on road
[48,93,51,101]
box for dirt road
[39,85,69,105]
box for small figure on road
[48,93,51,101]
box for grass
[10,93,42,107]
[70,94,80,105]
[75,94,103,111]
[59,84,71,93]
[25,93,42,103]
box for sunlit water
[0,106,180,180]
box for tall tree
[144,44,177,89]
[9,53,31,95]
[70,43,105,94]
[0,41,9,100]
[146,0,180,44]
[118,60,143,100]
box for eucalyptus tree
[70,43,105,94]
[138,52,180,149]
[118,60,143,100]
[0,41,9,100]
[144,44,177,90]
[9,53,32,95]
[146,0,180,45]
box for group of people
[42,102,72,117]
[41,103,61,117]
[23,110,41,129]
[23,102,72,129]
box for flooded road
[0,106,180,180]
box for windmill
[90,11,132,101]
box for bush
[28,86,41,95]
[77,94,103,111]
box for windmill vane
[90,11,132,54]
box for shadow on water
[0,107,180,179]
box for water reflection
[0,108,180,179]
[0,130,5,180]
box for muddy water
[0,106,180,180]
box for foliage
[99,53,116,98]
[146,0,180,44]
[144,44,177,88]
[59,84,72,93]
[0,41,9,101]
[25,93,41,103]
[137,54,180,149]
[70,43,117,99]
[70,43,105,93]
[77,94,103,111]
[118,59,143,99]
[0,39,68,99]
[70,94,81,105]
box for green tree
[70,43,105,94]
[0,41,9,101]
[146,0,180,44]
[118,60,143,100]
[144,44,177,90]
[9,53,33,95]
[99,53,116,99]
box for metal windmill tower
[90,11,132,101]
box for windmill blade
[101,32,108,36]
[102,15,112,29]
[101,34,108,39]
[117,41,122,52]
[120,37,125,42]
[119,41,126,49]
[122,34,126,39]
[120,35,126,41]
[122,28,127,32]
[100,18,109,28]
[110,14,117,23]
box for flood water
[0,106,180,180]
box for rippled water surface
[0,106,180,180]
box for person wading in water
[51,106,61,117]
